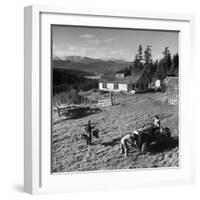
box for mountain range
[53,56,130,76]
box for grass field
[51,92,179,173]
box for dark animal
[120,126,171,156]
[80,128,100,145]
[92,128,100,139]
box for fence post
[57,106,61,118]
[110,92,113,106]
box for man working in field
[153,115,162,135]
[154,115,161,128]
[120,132,136,157]
[85,120,95,145]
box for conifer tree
[162,47,172,73]
[144,45,152,65]
[135,45,143,62]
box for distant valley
[53,56,130,77]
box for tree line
[123,45,179,80]
[53,68,98,95]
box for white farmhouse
[99,69,151,93]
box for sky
[52,25,178,61]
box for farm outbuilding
[162,75,179,105]
[99,69,151,93]
[150,78,162,91]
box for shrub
[78,79,98,91]
[53,89,82,106]
[99,90,109,95]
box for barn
[162,75,179,105]
[99,69,151,93]
[150,77,162,91]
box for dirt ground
[51,92,179,173]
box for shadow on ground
[101,137,121,147]
[100,135,178,154]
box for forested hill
[114,53,179,80]
[53,68,98,95]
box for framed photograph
[24,5,195,194]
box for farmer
[85,120,95,145]
[153,115,162,135]
[154,115,161,128]
[120,133,137,157]
[110,92,114,105]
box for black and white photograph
[51,25,179,173]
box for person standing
[85,120,95,145]
[153,115,162,135]
[154,115,161,128]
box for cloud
[103,38,115,43]
[80,33,115,45]
[88,39,101,44]
[53,43,100,58]
[80,33,101,44]
[80,34,96,39]
[106,48,134,60]
[53,43,132,61]
[53,44,58,51]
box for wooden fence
[97,98,113,107]
[166,87,178,105]
[55,105,80,118]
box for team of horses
[120,126,171,156]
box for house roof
[152,73,177,81]
[151,77,161,81]
[99,69,151,84]
[161,73,177,80]
[163,76,178,86]
[115,68,129,74]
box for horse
[80,128,100,145]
